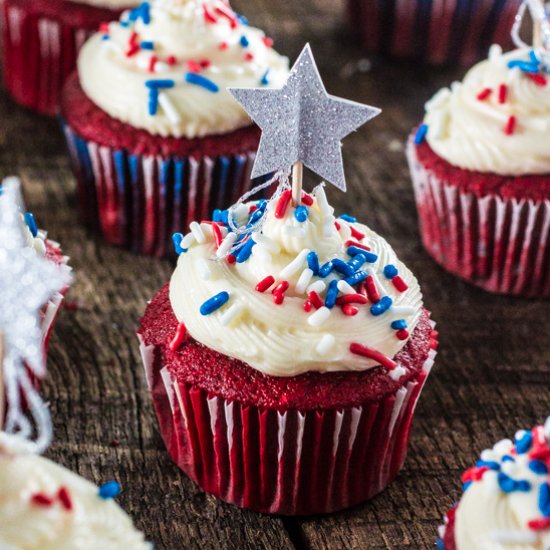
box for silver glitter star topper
[229,43,381,196]
[0,178,70,453]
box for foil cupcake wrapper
[407,139,550,297]
[346,0,521,66]
[62,120,258,257]
[139,333,437,515]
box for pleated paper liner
[140,333,437,515]
[407,139,550,297]
[346,0,520,66]
[62,120,261,257]
[2,0,122,116]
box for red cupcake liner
[62,120,258,257]
[346,0,521,66]
[139,332,437,515]
[1,0,122,115]
[408,139,550,297]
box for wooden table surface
[2,0,549,548]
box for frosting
[71,0,139,8]
[423,45,550,175]
[451,419,550,550]
[0,447,151,550]
[78,0,289,138]
[169,183,423,377]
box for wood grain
[1,0,548,548]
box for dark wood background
[2,0,549,548]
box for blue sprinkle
[240,35,249,47]
[436,538,445,550]
[370,296,393,316]
[507,60,539,73]
[185,72,219,93]
[236,238,255,263]
[515,432,533,454]
[129,2,150,25]
[145,79,175,89]
[236,14,249,25]
[476,460,500,471]
[347,247,377,263]
[339,214,357,223]
[463,481,473,491]
[529,460,548,475]
[501,455,515,463]
[332,258,354,277]
[325,280,339,309]
[414,124,428,145]
[529,49,540,64]
[383,264,398,279]
[148,88,159,116]
[102,35,110,41]
[307,251,320,274]
[347,253,366,272]
[200,292,230,315]
[539,483,550,516]
[120,20,129,27]
[248,204,267,225]
[213,209,229,225]
[260,69,270,86]
[294,205,309,223]
[391,319,407,330]
[24,212,38,237]
[140,41,154,50]
[344,270,368,286]
[98,481,121,499]
[498,472,531,493]
[318,261,334,277]
[172,233,187,255]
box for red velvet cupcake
[408,44,550,297]
[138,184,438,514]
[1,0,138,116]
[60,0,289,257]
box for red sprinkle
[476,88,492,101]
[528,517,550,531]
[202,221,223,247]
[169,322,187,352]
[365,275,380,303]
[58,487,73,511]
[148,55,158,73]
[349,226,366,240]
[255,275,275,293]
[126,43,140,57]
[227,254,236,264]
[498,83,508,104]
[248,204,258,214]
[396,329,409,340]
[349,343,397,370]
[218,41,229,51]
[273,293,285,305]
[186,60,202,73]
[342,304,359,316]
[244,52,254,62]
[263,37,274,48]
[200,59,211,69]
[203,5,217,23]
[504,115,516,135]
[339,293,368,305]
[99,22,110,34]
[527,73,548,86]
[334,221,341,230]
[215,4,238,27]
[345,240,371,251]
[274,190,292,219]
[129,31,138,46]
[273,281,289,296]
[166,55,177,66]
[31,493,54,507]
[303,300,312,312]
[308,291,324,309]
[392,275,408,292]
[301,193,314,206]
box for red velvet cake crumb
[61,74,262,158]
[138,284,434,411]
[414,135,550,202]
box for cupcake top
[78,0,289,138]
[169,184,423,377]
[445,418,550,549]
[422,45,550,176]
[0,443,151,550]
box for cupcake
[439,418,550,549]
[347,0,521,66]
[138,183,438,514]
[60,0,289,257]
[1,0,140,116]
[0,436,151,549]
[408,44,550,297]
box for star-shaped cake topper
[0,178,70,452]
[229,44,381,192]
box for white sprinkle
[366,267,385,296]
[180,232,195,249]
[308,307,331,327]
[282,225,306,238]
[450,80,462,93]
[280,249,310,279]
[216,232,237,257]
[493,439,513,454]
[391,306,416,316]
[251,244,272,262]
[195,258,211,280]
[429,112,447,140]
[316,334,336,354]
[33,238,46,255]
[424,88,450,112]
[295,268,314,294]
[480,449,498,462]
[488,44,502,60]
[490,531,537,544]
[307,280,326,294]
[482,470,499,495]
[336,219,351,241]
[253,233,280,254]
[515,429,527,441]
[544,416,550,441]
[437,526,446,539]
[189,221,206,243]
[337,280,355,295]
[389,365,407,381]
[315,185,333,216]
[220,303,244,326]
[159,92,182,125]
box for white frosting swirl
[424,45,550,175]
[0,449,150,550]
[71,0,139,8]
[454,422,550,550]
[78,0,289,138]
[170,186,423,377]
